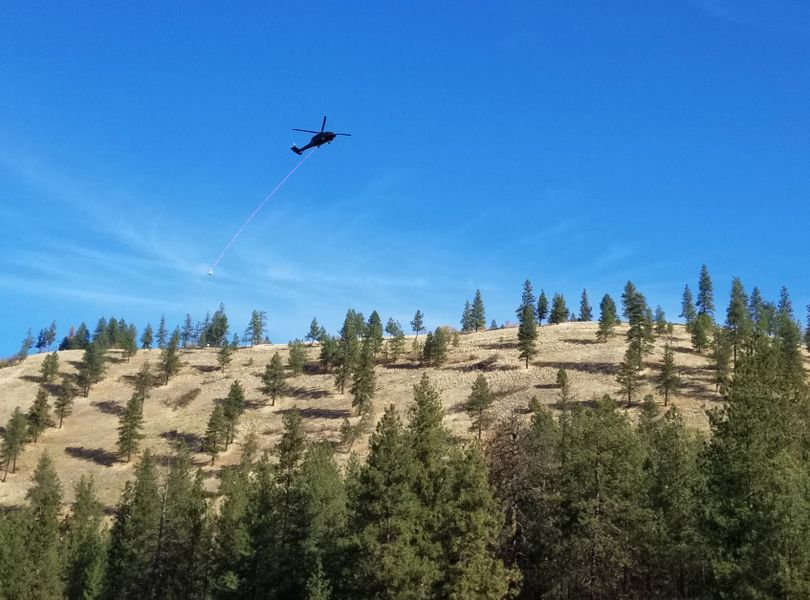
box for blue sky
[2,1,810,354]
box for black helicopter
[291,116,351,154]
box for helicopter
[291,116,351,154]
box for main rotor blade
[334,133,352,136]
[292,129,320,133]
[321,115,327,132]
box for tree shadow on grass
[561,338,598,346]
[278,407,351,420]
[385,362,423,370]
[193,365,219,374]
[92,400,124,417]
[479,342,520,350]
[64,446,118,467]
[534,382,560,390]
[160,429,203,451]
[672,346,697,355]
[533,361,618,376]
[287,386,331,400]
[447,354,519,373]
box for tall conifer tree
[597,293,618,342]
[26,453,64,599]
[697,264,715,318]
[261,352,287,405]
[537,289,549,325]
[518,304,538,368]
[579,289,593,321]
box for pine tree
[181,314,194,348]
[656,344,680,406]
[117,393,144,462]
[410,309,425,339]
[460,300,473,332]
[26,452,64,599]
[471,289,486,332]
[557,366,574,408]
[537,289,549,325]
[206,303,230,346]
[210,437,255,597]
[105,317,120,349]
[422,326,449,366]
[298,443,347,593]
[158,330,181,385]
[77,342,106,396]
[622,281,655,358]
[335,310,361,393]
[74,322,90,349]
[246,309,267,347]
[365,310,385,358]
[351,339,376,415]
[305,560,332,600]
[516,279,536,318]
[654,305,667,334]
[517,304,538,368]
[749,286,767,333]
[579,288,593,321]
[701,336,810,596]
[691,313,712,352]
[64,475,106,600]
[44,320,57,350]
[28,387,53,442]
[774,287,804,385]
[348,404,437,597]
[54,375,77,428]
[617,345,643,407]
[1,407,27,480]
[385,317,403,338]
[222,380,245,448]
[122,324,138,361]
[319,334,338,371]
[549,293,569,324]
[465,373,494,439]
[156,315,168,349]
[141,322,153,349]
[203,404,226,464]
[104,450,162,600]
[40,351,59,383]
[636,405,705,597]
[437,445,516,598]
[726,277,752,367]
[278,408,307,488]
[217,341,234,372]
[280,340,307,376]
[306,317,321,345]
[597,293,618,342]
[388,330,406,363]
[680,284,697,331]
[18,328,35,362]
[709,326,733,394]
[261,352,287,406]
[0,506,33,596]
[697,264,715,318]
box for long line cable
[208,150,314,274]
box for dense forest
[2,266,810,599]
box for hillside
[0,322,724,509]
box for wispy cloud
[594,243,635,269]
[691,0,810,36]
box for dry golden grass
[0,322,726,509]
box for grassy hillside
[0,322,725,509]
